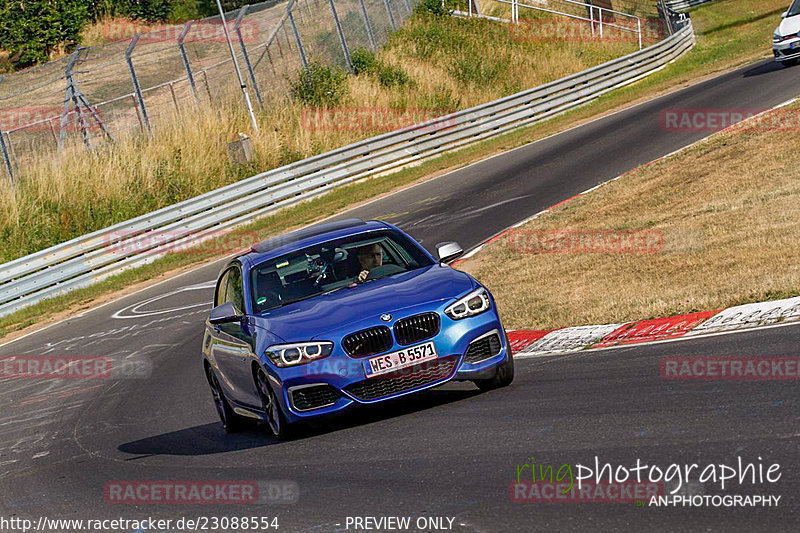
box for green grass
[0,0,788,339]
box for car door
[208,265,260,407]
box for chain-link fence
[0,0,420,182]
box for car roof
[243,219,394,265]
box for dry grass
[0,12,637,262]
[459,104,800,330]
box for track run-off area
[0,58,799,531]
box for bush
[350,47,411,88]
[289,62,348,107]
[414,0,456,17]
[350,48,377,76]
[0,0,91,69]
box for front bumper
[265,309,510,424]
[773,37,800,61]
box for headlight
[445,288,492,320]
[266,342,333,367]
[774,32,796,43]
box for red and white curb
[508,298,800,357]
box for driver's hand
[357,270,369,283]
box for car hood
[255,265,476,341]
[778,15,800,36]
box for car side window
[225,267,245,314]
[214,270,229,308]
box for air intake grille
[290,385,341,411]
[393,312,440,346]
[342,326,393,357]
[345,356,457,401]
[464,333,502,364]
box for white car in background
[773,0,800,66]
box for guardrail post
[235,6,264,109]
[328,0,353,73]
[0,124,13,182]
[126,35,151,136]
[383,0,397,30]
[288,7,309,69]
[358,0,377,51]
[599,7,603,37]
[178,21,200,101]
[637,17,642,49]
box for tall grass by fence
[0,0,418,181]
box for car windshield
[250,230,434,313]
[790,0,800,17]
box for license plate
[364,341,437,377]
[792,42,799,50]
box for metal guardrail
[664,0,715,11]
[0,15,695,318]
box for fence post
[178,21,200,101]
[288,4,309,69]
[358,0,377,51]
[235,6,264,108]
[384,0,397,30]
[328,0,352,72]
[126,35,151,136]
[660,0,674,36]
[59,50,92,151]
[0,124,13,182]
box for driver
[355,243,383,283]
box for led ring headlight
[445,288,491,320]
[266,342,333,367]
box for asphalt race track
[1,59,799,532]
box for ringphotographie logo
[300,108,455,133]
[102,21,259,44]
[507,229,664,254]
[512,456,782,507]
[0,107,102,133]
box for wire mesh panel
[0,0,436,180]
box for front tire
[475,354,514,391]
[474,333,515,391]
[207,366,246,433]
[255,369,292,440]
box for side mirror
[435,241,463,263]
[209,302,243,325]
[782,11,788,18]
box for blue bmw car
[202,219,513,438]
